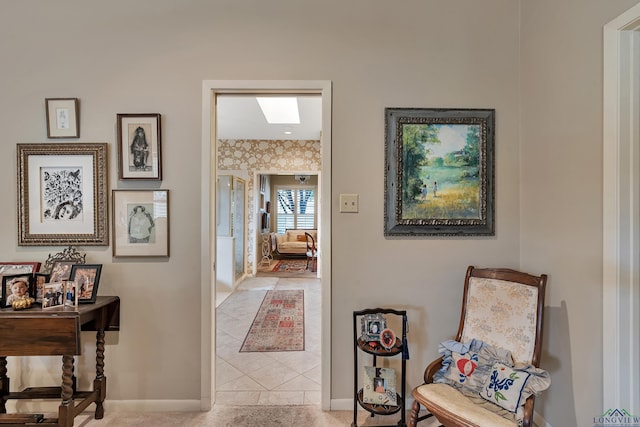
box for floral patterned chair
[409,266,549,427]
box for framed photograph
[117,113,162,180]
[384,108,495,236]
[34,273,50,304]
[112,189,170,257]
[363,366,397,406]
[49,261,75,283]
[1,274,33,308]
[380,328,397,350]
[64,280,78,308]
[17,143,109,246]
[360,313,387,342]
[0,262,40,278]
[69,264,102,304]
[45,98,79,138]
[42,282,64,309]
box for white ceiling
[216,95,322,140]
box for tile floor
[215,275,322,406]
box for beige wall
[1,0,637,425]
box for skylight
[256,97,300,124]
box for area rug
[240,289,305,352]
[269,259,308,273]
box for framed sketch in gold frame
[112,189,170,257]
[45,98,79,138]
[17,143,109,246]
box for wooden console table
[0,296,120,426]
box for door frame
[603,5,640,414]
[200,80,332,410]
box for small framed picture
[42,282,64,309]
[69,264,102,304]
[33,273,50,304]
[1,275,33,308]
[112,189,170,257]
[64,280,78,308]
[380,328,397,350]
[46,98,79,138]
[0,262,41,278]
[117,113,162,180]
[50,261,75,283]
[361,313,387,342]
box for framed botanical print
[117,113,162,180]
[17,143,109,246]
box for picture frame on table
[69,264,102,304]
[33,273,50,304]
[49,261,75,283]
[17,143,109,246]
[384,108,495,236]
[0,262,41,278]
[1,274,33,308]
[45,98,79,138]
[42,282,64,309]
[117,113,162,180]
[112,189,170,257]
[361,313,387,342]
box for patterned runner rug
[240,289,305,352]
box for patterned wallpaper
[217,139,321,273]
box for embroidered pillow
[480,363,531,413]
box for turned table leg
[0,357,8,414]
[58,355,75,427]
[94,329,106,419]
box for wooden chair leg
[408,399,421,427]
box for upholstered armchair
[409,266,549,427]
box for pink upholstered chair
[409,266,548,427]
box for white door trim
[200,80,332,410]
[603,4,640,414]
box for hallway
[215,276,321,405]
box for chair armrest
[424,356,443,384]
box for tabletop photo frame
[112,189,170,257]
[117,113,162,180]
[69,264,102,304]
[384,108,495,236]
[17,143,109,246]
[45,98,79,138]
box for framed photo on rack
[117,113,162,180]
[45,98,79,138]
[17,143,109,246]
[384,108,495,236]
[361,313,387,342]
[112,189,170,257]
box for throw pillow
[479,363,531,413]
[296,234,306,242]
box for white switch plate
[340,194,358,213]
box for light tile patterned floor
[215,276,322,406]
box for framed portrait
[64,280,78,308]
[384,108,495,236]
[380,328,397,350]
[17,143,109,246]
[0,262,41,278]
[69,264,102,304]
[49,261,75,283]
[363,366,397,407]
[360,313,387,342]
[42,282,64,309]
[117,113,162,180]
[112,189,170,257]
[1,274,33,308]
[33,273,50,304]
[45,98,79,138]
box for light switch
[340,194,359,213]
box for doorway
[200,80,332,411]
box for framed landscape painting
[17,143,109,246]
[384,108,495,236]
